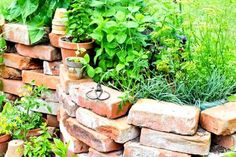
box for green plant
[24,124,52,157]
[52,138,69,157]
[0,92,7,111]
[2,0,70,44]
[66,0,93,43]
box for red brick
[124,141,191,157]
[47,115,59,127]
[41,90,59,103]
[49,33,63,48]
[128,99,200,135]
[43,61,61,76]
[2,66,21,80]
[214,134,236,151]
[76,107,140,143]
[5,93,19,101]
[60,121,89,153]
[88,148,123,157]
[57,106,70,123]
[3,53,42,70]
[15,44,61,61]
[3,23,48,45]
[140,128,211,155]
[57,85,78,117]
[22,70,59,89]
[200,102,236,135]
[0,78,24,96]
[69,82,131,119]
[65,118,122,152]
[59,64,92,93]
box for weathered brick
[59,64,92,93]
[60,121,89,153]
[4,53,42,70]
[200,102,236,135]
[41,90,59,103]
[15,44,61,61]
[43,61,61,76]
[128,99,200,135]
[1,66,21,80]
[65,118,122,152]
[124,141,191,157]
[57,85,78,117]
[140,128,211,155]
[31,99,60,115]
[88,148,123,157]
[69,82,131,119]
[47,115,59,127]
[5,93,19,101]
[22,70,59,89]
[57,106,70,124]
[3,23,48,45]
[214,134,236,151]
[76,107,140,143]
[0,78,24,96]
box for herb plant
[66,0,93,43]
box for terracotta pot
[49,33,63,48]
[0,134,11,157]
[26,118,48,138]
[5,140,24,157]
[52,25,66,31]
[54,8,67,20]
[0,63,4,76]
[59,36,94,63]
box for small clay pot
[49,33,63,48]
[0,134,11,157]
[59,36,94,63]
[26,118,48,138]
[65,57,84,80]
[54,8,67,20]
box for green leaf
[128,6,140,13]
[90,1,105,7]
[84,54,90,63]
[94,48,103,63]
[95,67,103,74]
[107,34,115,42]
[227,95,236,102]
[87,66,95,78]
[116,64,125,72]
[105,21,117,28]
[115,11,126,21]
[126,21,139,28]
[116,33,127,44]
[28,27,45,44]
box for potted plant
[0,113,12,156]
[65,46,86,80]
[59,0,94,63]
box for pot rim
[59,36,95,50]
[0,134,11,143]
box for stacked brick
[1,23,62,126]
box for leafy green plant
[66,0,93,43]
[52,138,69,157]
[2,0,70,44]
[24,124,52,157]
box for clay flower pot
[65,57,84,80]
[59,36,94,63]
[26,118,48,138]
[0,134,11,157]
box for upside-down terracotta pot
[0,134,11,157]
[59,36,94,63]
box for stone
[3,23,48,45]
[0,78,24,96]
[140,128,211,155]
[200,102,236,135]
[22,70,60,89]
[57,85,78,117]
[76,107,140,143]
[49,33,63,48]
[214,134,236,151]
[69,82,131,119]
[43,61,61,76]
[15,44,61,61]
[60,121,89,153]
[31,99,60,115]
[128,99,200,135]
[59,64,92,93]
[124,141,191,157]
[88,148,123,157]
[3,53,42,70]
[41,90,59,103]
[57,106,70,124]
[47,115,59,127]
[65,118,122,152]
[1,66,21,80]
